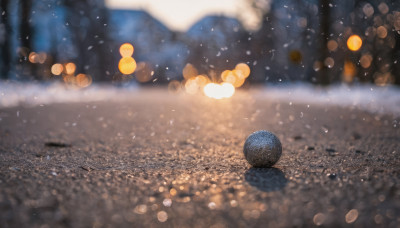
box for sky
[105,0,260,31]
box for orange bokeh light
[235,63,250,78]
[221,70,245,88]
[184,75,210,95]
[76,74,92,88]
[182,63,198,80]
[51,63,64,75]
[119,43,134,57]
[119,57,137,75]
[28,52,38,63]
[64,62,76,75]
[347,35,362,51]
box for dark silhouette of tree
[0,0,11,79]
[18,0,35,80]
[63,0,112,81]
[315,0,331,85]
[19,0,32,51]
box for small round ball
[243,130,282,167]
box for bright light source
[203,83,235,99]
[119,57,137,75]
[347,35,362,51]
[51,63,63,75]
[235,63,250,78]
[65,62,76,75]
[119,43,134,57]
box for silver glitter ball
[243,130,282,167]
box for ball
[243,130,282,167]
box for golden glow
[182,63,198,80]
[65,62,76,75]
[184,75,210,94]
[235,63,250,78]
[135,62,153,82]
[51,64,64,75]
[119,57,137,75]
[28,52,38,63]
[76,74,92,88]
[195,75,210,87]
[203,82,235,99]
[360,54,373,68]
[221,70,245,88]
[347,35,362,51]
[185,77,199,94]
[119,43,134,57]
[342,61,357,83]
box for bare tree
[315,0,331,85]
[63,0,112,81]
[0,0,11,79]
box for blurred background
[0,0,399,88]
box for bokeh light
[324,57,335,68]
[28,52,38,63]
[378,3,389,14]
[64,62,76,75]
[360,54,373,68]
[235,63,250,78]
[203,83,235,99]
[119,43,134,57]
[76,74,92,88]
[376,26,387,39]
[362,3,374,18]
[342,61,357,83]
[63,74,75,84]
[182,63,198,80]
[184,75,210,95]
[119,57,137,75]
[313,61,323,72]
[347,35,362,51]
[51,63,64,75]
[327,40,338,52]
[38,52,47,64]
[135,62,153,83]
[185,77,201,95]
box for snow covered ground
[0,82,399,117]
[259,84,400,117]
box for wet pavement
[0,89,399,227]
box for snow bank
[0,82,399,116]
[260,83,400,116]
[0,82,138,108]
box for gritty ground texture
[0,88,399,228]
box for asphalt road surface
[0,88,399,228]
